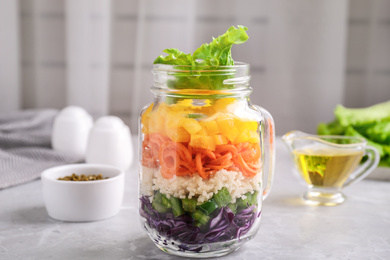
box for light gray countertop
[1,138,390,260]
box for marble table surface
[1,138,390,260]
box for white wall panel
[345,0,390,108]
[19,0,66,109]
[265,0,349,134]
[0,0,20,111]
[66,0,111,118]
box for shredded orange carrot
[159,142,179,179]
[215,144,238,156]
[234,154,259,177]
[203,149,217,160]
[141,134,262,179]
[207,161,234,170]
[176,166,193,176]
[208,153,233,165]
[141,138,158,167]
[195,153,208,179]
[240,143,261,163]
[176,143,193,165]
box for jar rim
[152,61,251,94]
[152,62,249,73]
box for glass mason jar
[139,63,275,258]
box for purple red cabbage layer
[140,195,261,250]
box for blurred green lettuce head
[318,100,390,167]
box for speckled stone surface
[1,138,390,260]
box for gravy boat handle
[343,145,380,187]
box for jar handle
[254,105,275,200]
[342,145,380,188]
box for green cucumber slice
[213,187,232,207]
[161,194,172,209]
[250,190,259,206]
[237,191,259,211]
[193,210,210,226]
[152,192,170,213]
[227,203,237,214]
[198,200,218,215]
[170,196,185,217]
[182,198,197,213]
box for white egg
[51,106,93,159]
[85,116,133,171]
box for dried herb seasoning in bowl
[41,164,125,222]
[57,173,109,181]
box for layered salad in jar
[139,26,265,253]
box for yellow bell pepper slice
[181,118,202,135]
[189,135,216,151]
[200,120,220,135]
[248,130,260,143]
[167,127,191,143]
[213,135,228,145]
[216,114,238,142]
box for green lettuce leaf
[345,126,388,157]
[153,48,193,66]
[366,121,390,144]
[192,25,249,67]
[153,25,249,90]
[379,157,390,168]
[317,120,346,136]
[335,100,390,127]
[318,101,390,168]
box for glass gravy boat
[283,131,379,206]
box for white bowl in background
[41,164,125,222]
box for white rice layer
[140,166,262,204]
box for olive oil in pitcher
[293,146,364,188]
[283,130,379,205]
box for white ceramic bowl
[41,164,125,222]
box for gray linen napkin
[0,109,83,189]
